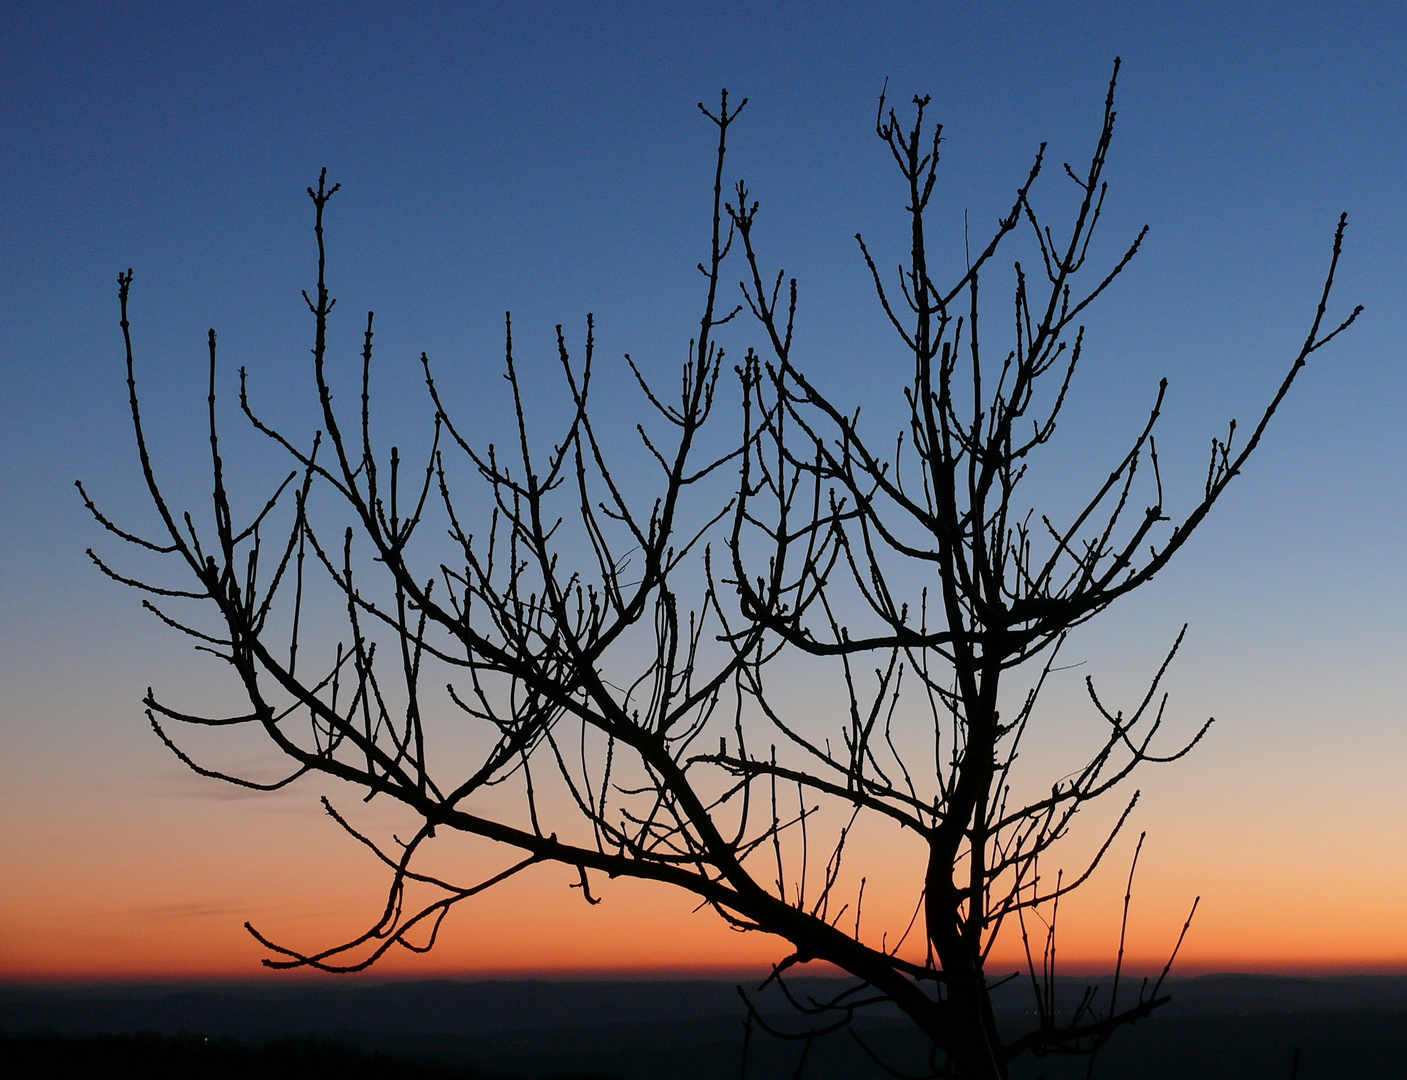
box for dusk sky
[3,1,1406,982]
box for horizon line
[8,964,1407,989]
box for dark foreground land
[4,975,1407,1078]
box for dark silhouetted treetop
[85,65,1358,1079]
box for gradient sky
[3,0,1406,982]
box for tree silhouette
[86,64,1358,1079]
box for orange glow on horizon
[6,680,1407,986]
[7,845,1407,983]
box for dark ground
[3,975,1406,1078]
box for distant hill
[3,975,1406,1079]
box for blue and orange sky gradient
[3,1,1407,985]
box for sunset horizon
[4,3,1406,1076]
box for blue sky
[3,1,1406,975]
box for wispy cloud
[148,773,313,807]
[132,899,276,921]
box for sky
[2,0,1406,983]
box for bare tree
[86,65,1357,1079]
